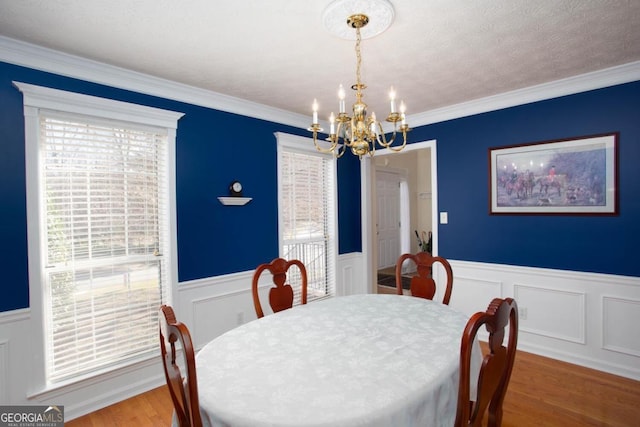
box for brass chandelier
[309,12,410,158]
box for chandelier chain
[355,27,362,90]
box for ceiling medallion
[322,0,394,40]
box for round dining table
[193,294,478,427]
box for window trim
[275,132,338,301]
[14,81,184,395]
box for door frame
[361,139,438,293]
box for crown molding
[0,36,309,129]
[2,36,639,130]
[408,61,640,127]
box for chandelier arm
[312,131,339,154]
[335,117,343,140]
[369,140,376,157]
[335,120,347,158]
[386,129,408,152]
[373,121,386,147]
[378,129,407,152]
[382,130,396,147]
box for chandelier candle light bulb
[389,87,397,113]
[312,99,319,125]
[309,5,410,158]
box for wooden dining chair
[159,304,203,427]
[395,251,454,304]
[252,257,308,318]
[455,297,519,427]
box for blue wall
[0,61,362,312]
[2,59,638,313]
[409,81,640,276]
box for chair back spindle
[455,297,519,427]
[252,258,308,318]
[395,252,453,304]
[159,305,203,427]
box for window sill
[26,352,160,400]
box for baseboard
[64,375,165,421]
[517,341,640,381]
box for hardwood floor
[66,346,640,426]
[502,347,639,426]
[65,385,173,426]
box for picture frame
[489,133,618,215]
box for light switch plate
[440,212,448,224]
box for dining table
[192,294,480,427]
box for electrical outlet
[519,307,528,320]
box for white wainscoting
[338,252,366,295]
[602,296,640,357]
[1,255,639,421]
[0,308,31,406]
[448,260,640,381]
[514,284,586,344]
[0,338,8,403]
[176,270,259,350]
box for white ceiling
[1,0,639,124]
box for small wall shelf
[218,197,252,206]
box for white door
[377,171,401,269]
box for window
[16,82,183,387]
[276,133,337,303]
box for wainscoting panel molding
[341,265,355,296]
[177,270,256,350]
[192,288,255,350]
[338,252,364,295]
[514,284,586,344]
[602,296,640,357]
[449,275,503,317]
[450,260,640,380]
[0,339,8,403]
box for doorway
[375,169,409,292]
[376,170,404,270]
[361,140,438,294]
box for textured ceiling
[1,0,639,123]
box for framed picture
[489,133,618,215]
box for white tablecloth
[194,294,476,427]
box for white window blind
[40,113,170,383]
[278,136,336,303]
